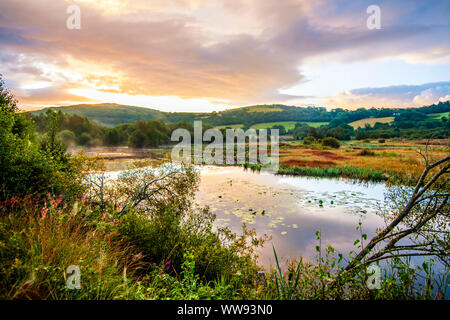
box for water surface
[195,166,387,267]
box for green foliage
[303,135,316,145]
[57,130,76,146]
[128,129,147,148]
[32,101,449,132]
[0,196,140,299]
[78,132,93,146]
[0,77,84,201]
[359,149,376,156]
[321,137,341,149]
[278,165,388,182]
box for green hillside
[32,103,166,126]
[31,103,333,127]
[428,111,450,119]
[31,101,450,128]
[250,121,328,130]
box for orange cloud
[0,0,449,111]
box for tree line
[31,110,205,148]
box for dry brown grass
[349,117,394,129]
[279,140,449,181]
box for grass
[1,161,447,300]
[214,124,244,130]
[247,107,283,113]
[0,165,265,300]
[348,112,449,130]
[277,139,448,184]
[349,117,394,129]
[428,111,450,120]
[278,165,387,182]
[2,194,445,300]
[214,121,329,131]
[250,121,328,130]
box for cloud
[326,82,450,109]
[0,0,449,110]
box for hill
[31,103,333,127]
[32,103,167,126]
[31,101,450,128]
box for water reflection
[195,166,387,268]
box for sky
[0,0,449,112]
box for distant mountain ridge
[31,101,450,127]
[32,103,167,126]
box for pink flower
[41,207,48,219]
[80,194,86,204]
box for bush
[0,163,264,299]
[378,139,385,143]
[77,132,92,146]
[359,149,375,156]
[303,136,316,145]
[321,137,340,149]
[57,130,76,146]
[112,165,262,282]
[0,196,139,299]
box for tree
[0,75,84,200]
[57,130,76,146]
[78,132,92,146]
[104,128,120,146]
[333,153,449,294]
[129,129,147,148]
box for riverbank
[69,138,449,184]
[276,139,449,184]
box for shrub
[303,135,316,145]
[321,137,340,149]
[0,196,140,299]
[57,130,76,146]
[78,132,92,146]
[359,149,375,156]
[378,139,385,143]
[112,165,262,282]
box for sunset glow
[1,0,449,111]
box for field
[214,121,328,131]
[429,111,450,119]
[214,124,244,129]
[348,117,394,129]
[278,139,449,183]
[247,106,283,113]
[250,121,328,130]
[349,112,449,129]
